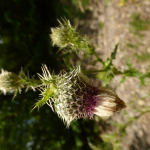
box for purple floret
[80,86,99,119]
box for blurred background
[0,0,150,150]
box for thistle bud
[50,19,89,52]
[36,65,126,127]
[0,69,23,94]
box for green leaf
[110,44,118,64]
[103,44,118,69]
[31,88,55,111]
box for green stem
[93,50,104,65]
[82,67,122,75]
[82,69,107,74]
[21,79,42,87]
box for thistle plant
[0,65,126,127]
[0,18,132,127]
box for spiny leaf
[110,44,118,65]
[103,44,118,69]
[31,88,54,111]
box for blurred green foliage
[99,21,104,30]
[130,13,150,35]
[134,51,150,62]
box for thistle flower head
[50,19,93,54]
[50,19,80,48]
[0,69,23,94]
[36,65,126,127]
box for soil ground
[78,0,150,149]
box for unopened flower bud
[50,19,89,53]
[0,69,23,94]
[50,19,76,48]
